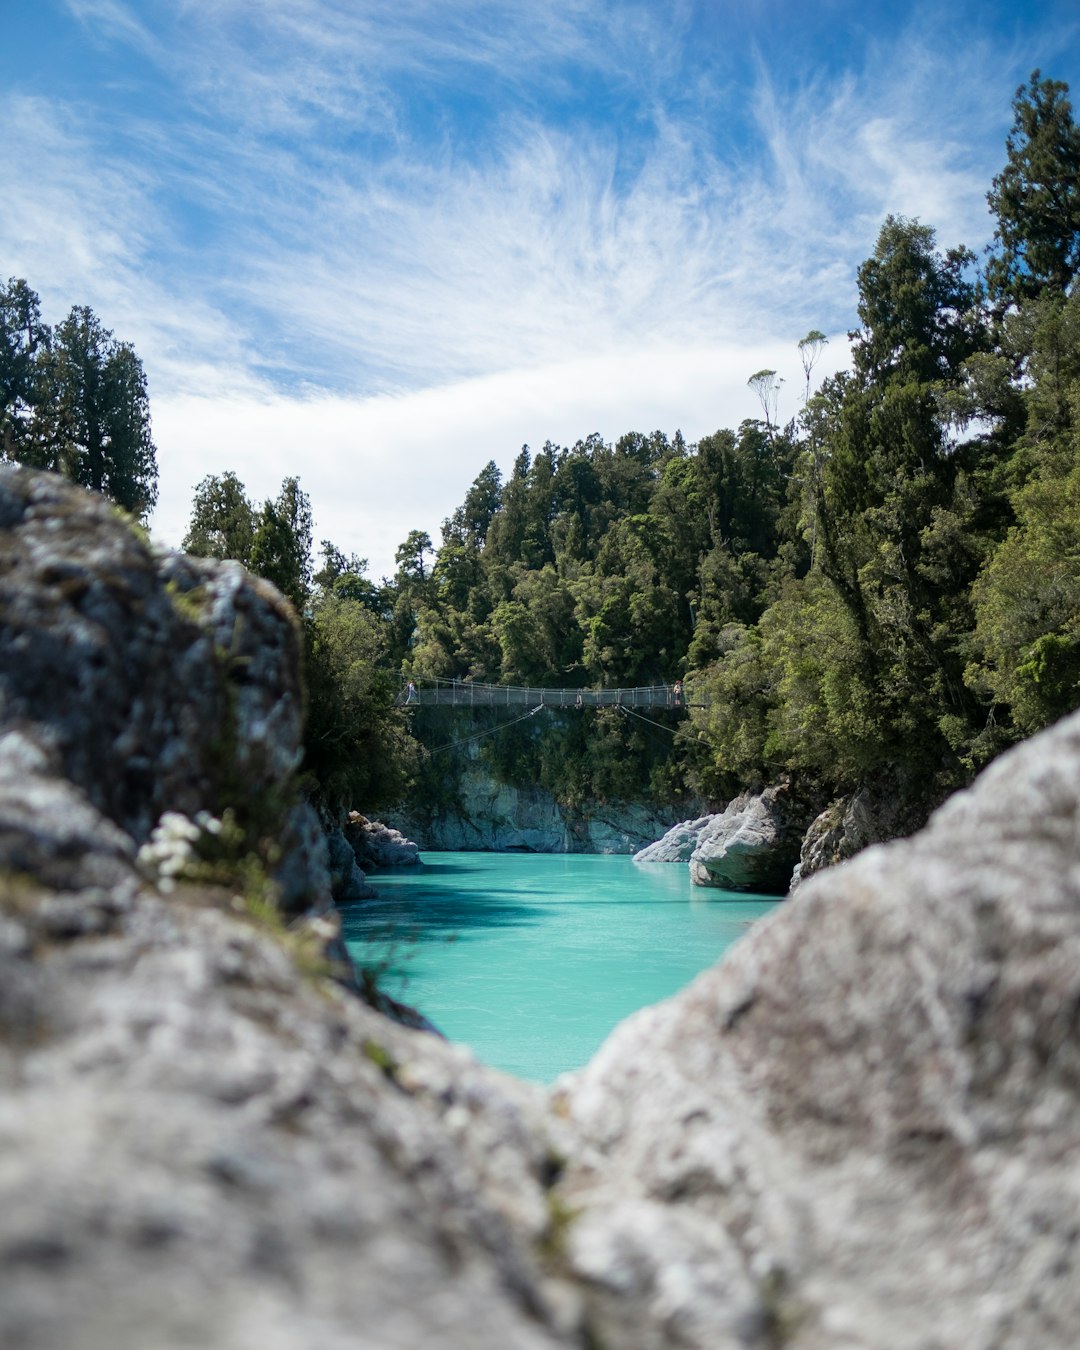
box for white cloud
[150,335,836,581]
[11,0,1078,590]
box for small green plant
[164,577,210,626]
[361,1038,399,1080]
[537,1191,582,1262]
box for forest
[3,71,1080,827]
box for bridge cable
[617,704,680,736]
[424,704,546,756]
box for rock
[0,729,139,892]
[556,710,1080,1348]
[326,825,378,901]
[274,801,335,914]
[0,873,582,1350]
[792,770,942,889]
[387,765,698,854]
[688,785,807,893]
[633,814,714,863]
[0,465,321,914]
[345,812,422,869]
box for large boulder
[344,811,422,869]
[688,784,807,893]
[0,465,317,912]
[633,814,714,863]
[0,867,582,1350]
[555,711,1080,1347]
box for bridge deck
[395,679,697,710]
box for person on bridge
[673,679,683,707]
[405,680,418,704]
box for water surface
[342,852,778,1082]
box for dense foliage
[382,71,1080,813]
[183,473,419,811]
[67,67,1076,822]
[0,282,158,519]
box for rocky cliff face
[385,766,698,854]
[791,769,944,889]
[5,467,1080,1348]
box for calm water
[342,852,779,1082]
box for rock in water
[687,785,806,893]
[556,710,1080,1347]
[345,811,422,869]
[632,814,714,862]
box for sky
[3,0,1079,581]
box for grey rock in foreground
[556,712,1080,1348]
[7,466,1080,1347]
[0,877,581,1350]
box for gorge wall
[383,764,700,855]
[3,467,1080,1348]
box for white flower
[137,811,224,891]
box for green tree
[747,369,784,435]
[182,471,257,563]
[798,329,828,403]
[395,529,434,584]
[43,305,158,518]
[987,71,1080,304]
[313,541,384,611]
[0,278,50,464]
[303,593,419,810]
[852,216,981,386]
[249,477,313,612]
[970,462,1080,734]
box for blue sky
[3,0,1079,579]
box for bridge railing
[395,679,695,709]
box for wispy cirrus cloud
[8,0,1080,575]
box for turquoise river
[342,852,780,1082]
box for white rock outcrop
[687,785,806,894]
[632,814,714,862]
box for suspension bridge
[394,678,703,710]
